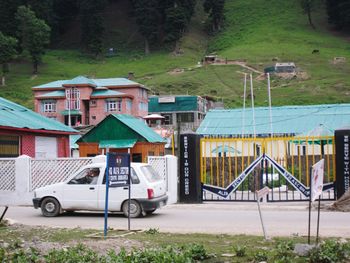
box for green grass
[2,0,350,109]
[1,224,350,262]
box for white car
[32,162,168,218]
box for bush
[273,240,295,263]
[233,245,247,257]
[309,239,350,263]
[254,250,268,262]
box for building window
[90,100,97,107]
[0,135,19,157]
[65,88,80,110]
[106,99,122,112]
[126,99,132,111]
[138,102,148,111]
[162,114,173,125]
[42,100,57,113]
[177,113,194,123]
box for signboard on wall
[179,134,202,203]
[335,129,350,199]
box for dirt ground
[1,223,143,255]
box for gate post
[335,128,350,199]
[179,133,202,203]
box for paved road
[4,202,350,237]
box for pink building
[32,76,149,126]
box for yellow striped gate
[200,136,336,201]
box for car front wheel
[122,200,141,218]
[41,197,61,217]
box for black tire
[146,209,156,215]
[122,200,141,218]
[41,197,61,217]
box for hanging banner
[311,159,324,202]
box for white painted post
[15,155,32,205]
[165,155,178,204]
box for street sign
[107,153,130,187]
[104,152,131,237]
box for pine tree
[130,0,159,54]
[78,0,107,57]
[300,0,316,29]
[0,32,17,86]
[15,6,51,74]
[203,0,225,33]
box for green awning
[61,110,82,115]
[99,139,137,149]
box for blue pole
[104,153,110,238]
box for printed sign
[107,152,130,187]
[311,159,324,202]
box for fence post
[15,155,32,205]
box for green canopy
[99,139,137,149]
[61,110,82,116]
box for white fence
[0,155,178,206]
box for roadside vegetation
[1,223,350,262]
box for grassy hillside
[1,0,350,109]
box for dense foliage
[326,0,350,30]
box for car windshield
[140,165,163,183]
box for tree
[0,0,24,38]
[78,0,107,57]
[203,0,225,33]
[0,32,17,86]
[15,6,51,74]
[164,4,187,51]
[326,0,350,31]
[300,0,316,29]
[130,0,159,54]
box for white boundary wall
[0,155,177,206]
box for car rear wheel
[146,209,156,215]
[41,197,61,217]
[122,200,141,218]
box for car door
[97,168,139,211]
[61,167,100,210]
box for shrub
[254,250,268,262]
[273,240,295,263]
[233,245,247,257]
[309,239,350,263]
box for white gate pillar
[14,155,32,205]
[165,155,178,204]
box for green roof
[63,76,97,86]
[33,77,141,89]
[37,90,65,98]
[91,89,125,97]
[0,97,76,133]
[148,96,198,112]
[113,114,164,143]
[61,110,82,116]
[70,134,81,149]
[197,104,350,136]
[78,114,165,144]
[99,139,137,149]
